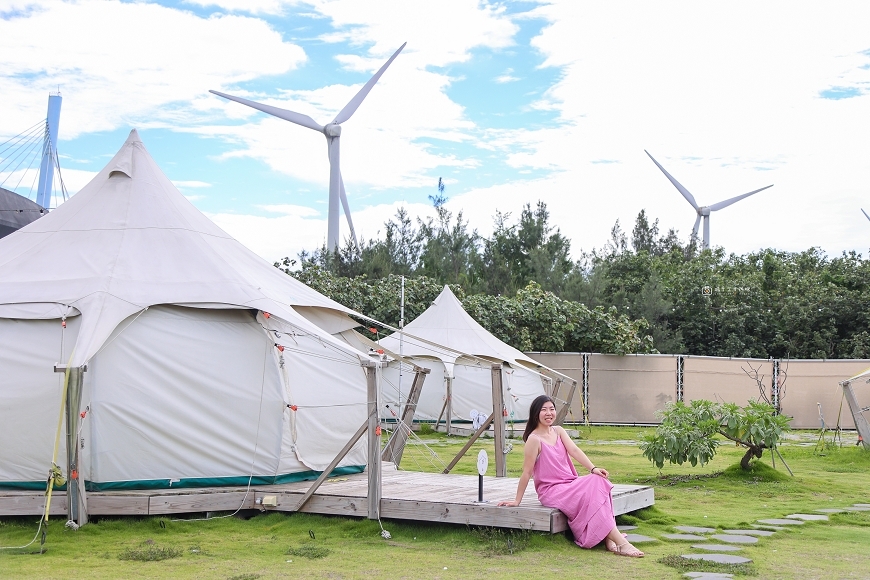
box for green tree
[640,400,792,471]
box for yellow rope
[43,351,74,524]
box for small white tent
[0,130,371,496]
[378,286,550,423]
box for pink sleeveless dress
[533,434,616,548]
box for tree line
[276,197,870,359]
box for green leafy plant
[640,400,791,470]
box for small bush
[286,544,330,559]
[419,423,434,435]
[118,544,182,561]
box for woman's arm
[497,435,541,507]
[557,427,608,478]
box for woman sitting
[498,395,644,557]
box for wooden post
[382,367,430,466]
[442,413,493,474]
[550,377,563,401]
[363,361,381,520]
[554,380,578,426]
[294,417,370,512]
[491,364,506,477]
[445,376,453,436]
[842,381,870,451]
[66,366,87,526]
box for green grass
[1,428,868,579]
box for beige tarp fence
[780,360,870,430]
[683,357,771,406]
[526,352,870,429]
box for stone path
[624,501,870,574]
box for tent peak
[126,129,142,144]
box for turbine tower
[645,150,773,249]
[211,42,406,252]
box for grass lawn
[1,427,868,579]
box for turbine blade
[692,213,702,238]
[862,208,870,223]
[644,150,699,210]
[339,174,359,250]
[707,184,773,212]
[209,90,323,132]
[332,42,407,125]
[339,176,361,250]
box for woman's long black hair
[523,394,556,442]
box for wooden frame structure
[7,359,650,531]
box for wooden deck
[0,468,653,533]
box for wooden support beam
[442,413,493,474]
[491,364,506,477]
[364,362,381,520]
[66,366,88,526]
[382,368,430,466]
[435,397,448,430]
[842,381,870,451]
[292,417,371,512]
[445,376,453,435]
[550,377,563,400]
[555,380,578,426]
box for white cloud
[466,0,870,256]
[172,180,212,189]
[196,0,518,194]
[209,198,439,262]
[495,68,519,83]
[183,0,291,15]
[0,0,306,139]
[259,204,320,216]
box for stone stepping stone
[664,533,708,541]
[710,534,758,544]
[675,526,716,533]
[623,533,657,543]
[692,543,742,552]
[681,554,751,564]
[684,573,735,579]
[757,518,804,525]
[785,513,828,521]
[815,508,847,513]
[751,524,786,531]
[845,506,870,511]
[723,529,774,536]
[617,524,638,531]
[854,503,870,507]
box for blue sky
[2,0,869,262]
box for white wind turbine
[644,150,773,249]
[210,42,407,252]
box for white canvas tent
[0,131,372,504]
[378,286,553,423]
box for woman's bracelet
[589,466,597,473]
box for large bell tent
[378,286,558,424]
[0,130,373,494]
